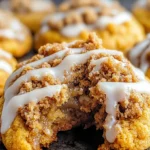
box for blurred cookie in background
[128,34,150,78]
[0,0,55,33]
[0,10,32,57]
[133,0,150,33]
[34,0,145,53]
[0,49,17,96]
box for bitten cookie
[1,33,150,150]
[0,49,17,96]
[35,0,145,53]
[0,10,32,57]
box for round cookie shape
[0,49,17,96]
[34,0,145,53]
[0,10,32,57]
[11,0,55,33]
[129,34,150,78]
[133,0,150,33]
[1,33,150,150]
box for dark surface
[0,127,104,150]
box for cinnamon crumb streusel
[1,33,150,150]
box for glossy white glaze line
[98,81,150,143]
[96,12,131,29]
[30,0,52,12]
[0,49,12,58]
[42,8,131,37]
[0,60,12,73]
[5,48,122,90]
[1,84,64,134]
[4,47,84,89]
[5,49,122,104]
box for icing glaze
[1,85,65,133]
[0,49,12,59]
[4,49,122,104]
[0,60,12,74]
[5,48,121,89]
[0,12,27,41]
[42,6,131,37]
[98,81,150,143]
[0,49,13,73]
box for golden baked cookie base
[15,12,53,33]
[0,57,17,96]
[0,35,32,58]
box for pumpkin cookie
[0,49,17,96]
[133,0,150,33]
[1,33,150,150]
[35,0,145,53]
[11,0,55,33]
[0,10,32,57]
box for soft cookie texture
[133,0,150,33]
[0,49,17,96]
[34,0,145,53]
[10,0,55,33]
[1,33,150,150]
[0,10,32,57]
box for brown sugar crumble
[3,33,150,150]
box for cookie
[0,49,17,96]
[0,10,32,57]
[34,0,145,53]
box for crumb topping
[2,33,149,150]
[43,1,125,31]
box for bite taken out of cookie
[1,33,150,150]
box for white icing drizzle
[42,6,131,38]
[1,84,64,134]
[95,12,131,29]
[0,60,12,74]
[4,49,122,104]
[0,12,27,41]
[0,49,12,59]
[129,35,150,73]
[61,24,87,38]
[98,81,150,143]
[0,49,13,73]
[5,48,122,89]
